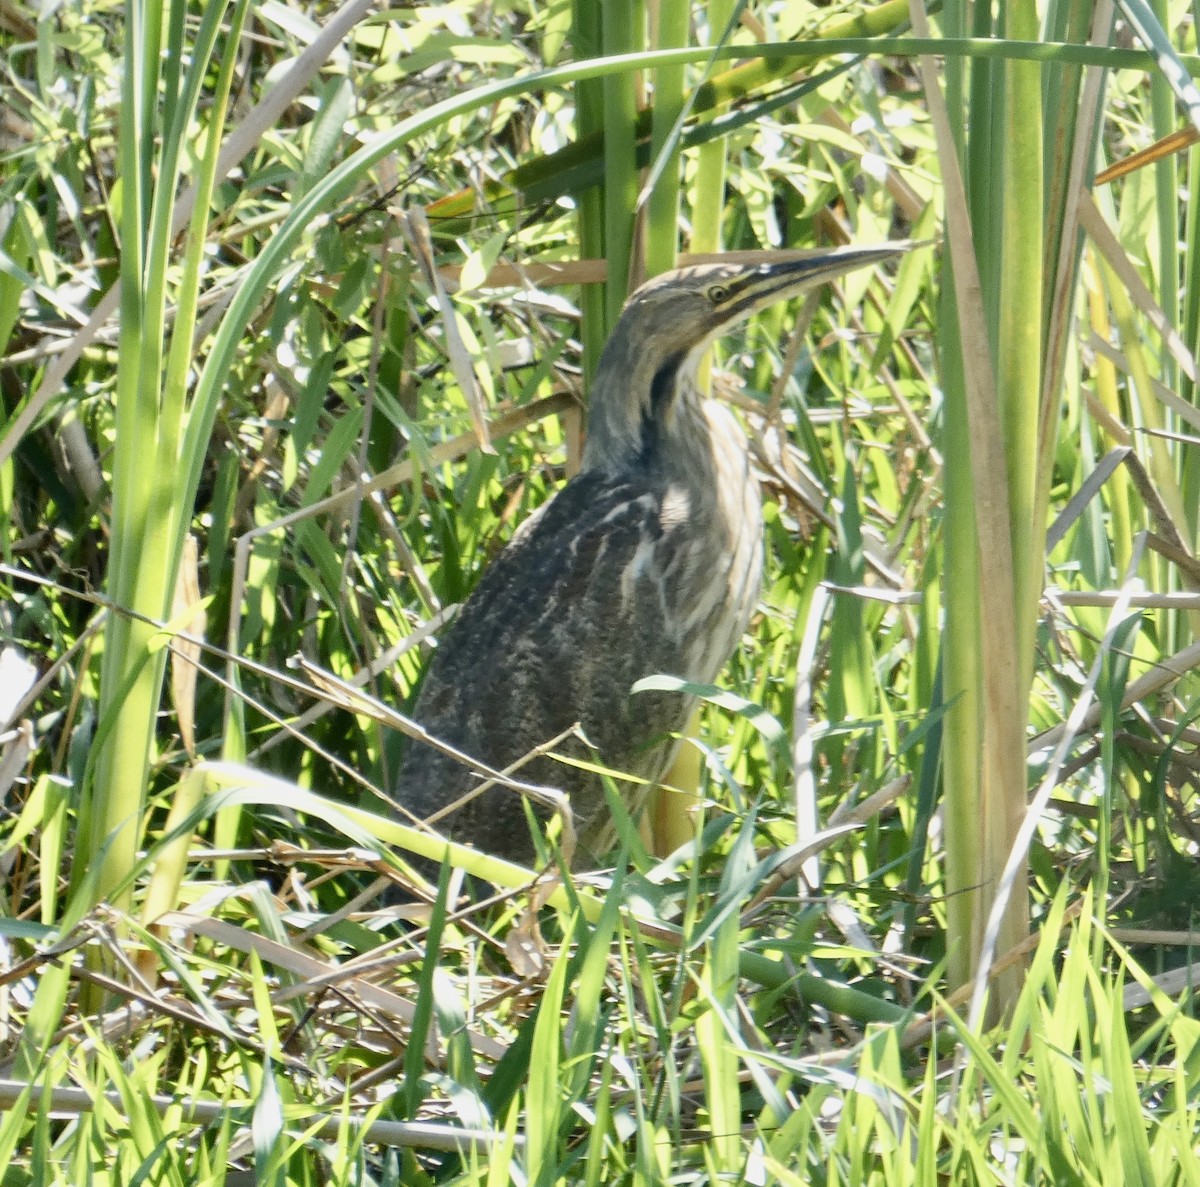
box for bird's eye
[707,283,731,304]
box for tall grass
[1,0,1199,1179]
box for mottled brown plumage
[397,247,902,864]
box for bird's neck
[583,342,710,479]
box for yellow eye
[707,283,731,304]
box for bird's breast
[649,399,764,683]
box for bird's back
[393,247,903,864]
[396,408,762,864]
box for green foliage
[1,0,1200,1180]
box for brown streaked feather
[394,250,903,864]
[397,425,761,863]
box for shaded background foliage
[1,0,1200,1181]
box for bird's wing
[415,469,694,752]
[396,469,705,854]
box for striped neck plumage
[583,336,709,475]
[578,248,909,475]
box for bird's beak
[731,243,910,315]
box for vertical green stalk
[78,0,245,920]
[1035,0,1101,539]
[965,0,1002,323]
[689,0,733,264]
[78,0,171,909]
[918,0,997,994]
[571,0,644,376]
[938,0,1103,1007]
[934,0,976,986]
[919,0,1061,1006]
[1147,0,1185,656]
[571,0,607,381]
[602,0,643,327]
[984,0,1043,972]
[1180,151,1200,548]
[688,0,733,400]
[1000,0,1043,699]
[938,277,984,991]
[644,0,688,277]
[152,0,252,905]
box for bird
[397,246,904,866]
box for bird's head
[583,244,907,472]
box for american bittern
[398,246,903,864]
